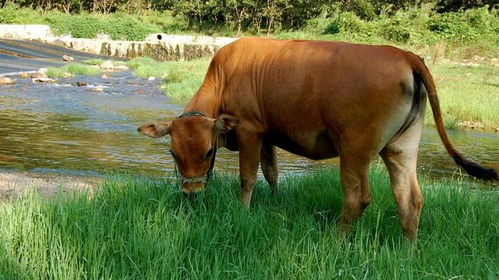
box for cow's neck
[184,80,221,118]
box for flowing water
[1,70,497,180]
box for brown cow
[138,38,497,239]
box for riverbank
[0,171,99,200]
[0,168,497,279]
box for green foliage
[0,169,497,278]
[42,12,162,40]
[427,7,498,43]
[140,10,189,33]
[0,3,40,24]
[435,0,498,12]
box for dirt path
[0,171,101,200]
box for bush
[0,3,41,24]
[141,10,189,33]
[42,12,161,40]
[436,0,498,12]
[427,7,496,43]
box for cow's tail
[409,54,498,180]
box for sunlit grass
[126,57,210,99]
[46,63,102,78]
[0,168,497,279]
[427,63,499,130]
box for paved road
[0,39,111,73]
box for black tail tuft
[452,154,498,180]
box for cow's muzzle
[180,175,209,194]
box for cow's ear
[214,114,238,134]
[137,121,172,138]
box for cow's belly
[265,131,338,160]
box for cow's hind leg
[260,141,278,195]
[338,155,373,236]
[380,123,424,240]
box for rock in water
[99,60,114,70]
[113,65,129,71]
[62,55,74,61]
[31,72,47,79]
[0,77,15,85]
[32,77,57,83]
[90,86,105,93]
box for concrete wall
[0,25,237,61]
[0,25,52,39]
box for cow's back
[216,38,418,158]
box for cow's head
[138,113,238,193]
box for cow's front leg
[238,132,263,207]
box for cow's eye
[203,147,214,160]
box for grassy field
[0,168,497,279]
[426,62,499,130]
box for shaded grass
[46,63,102,78]
[0,168,497,279]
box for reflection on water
[0,71,497,179]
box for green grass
[0,168,497,279]
[126,57,170,78]
[81,59,105,66]
[427,62,499,130]
[46,63,102,78]
[126,57,210,99]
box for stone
[133,89,146,94]
[62,55,74,61]
[90,86,104,93]
[18,72,31,78]
[99,60,115,70]
[148,76,155,81]
[96,33,111,40]
[32,77,56,83]
[76,81,87,87]
[30,72,46,79]
[0,77,15,85]
[63,73,73,78]
[38,68,48,74]
[100,74,109,79]
[113,65,129,71]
